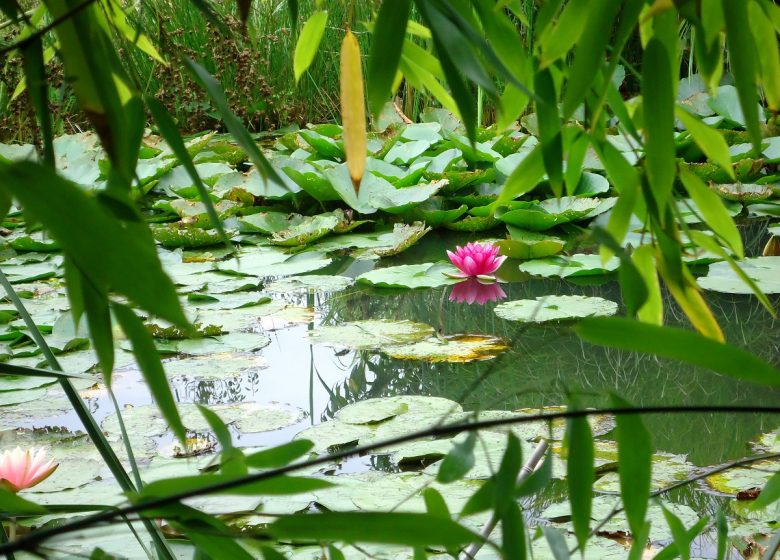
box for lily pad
[697,257,780,294]
[496,227,566,259]
[356,263,461,289]
[308,320,435,350]
[384,140,432,165]
[496,197,617,231]
[265,275,354,293]
[162,354,267,381]
[336,396,462,425]
[494,295,619,323]
[519,255,620,278]
[709,183,774,202]
[381,335,508,363]
[238,212,304,234]
[705,458,780,495]
[372,223,431,257]
[270,213,340,247]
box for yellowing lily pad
[381,334,508,363]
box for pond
[0,223,777,559]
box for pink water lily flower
[0,447,58,493]
[449,278,507,305]
[446,242,507,279]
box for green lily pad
[265,275,354,293]
[372,223,431,257]
[356,262,461,289]
[162,354,267,381]
[384,140,432,165]
[270,212,340,247]
[496,227,566,259]
[496,197,617,231]
[217,249,332,278]
[9,234,60,252]
[381,334,508,363]
[293,419,370,453]
[153,225,226,249]
[442,215,503,232]
[403,198,469,227]
[697,256,780,294]
[308,320,435,350]
[0,387,48,406]
[574,172,611,197]
[336,396,462,425]
[519,255,620,278]
[494,295,619,323]
[238,212,304,234]
[400,123,443,144]
[299,129,344,159]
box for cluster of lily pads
[0,75,779,558]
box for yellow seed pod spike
[340,30,367,194]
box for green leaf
[137,474,332,501]
[146,96,229,249]
[367,0,410,118]
[642,38,676,210]
[112,302,187,444]
[676,107,734,180]
[502,501,526,559]
[655,509,708,560]
[79,269,114,383]
[539,0,589,69]
[182,58,282,185]
[21,36,53,167]
[576,317,780,387]
[269,512,483,548]
[244,441,314,469]
[423,487,451,519]
[294,10,328,83]
[722,0,763,152]
[752,471,780,510]
[437,431,476,483]
[495,144,545,205]
[566,405,594,552]
[679,168,743,258]
[561,0,621,118]
[542,526,570,560]
[631,245,663,326]
[0,162,186,327]
[611,394,652,537]
[535,68,563,196]
[0,487,47,515]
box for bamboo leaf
[0,162,186,327]
[676,107,734,180]
[293,10,328,83]
[642,37,675,210]
[137,474,332,501]
[566,405,594,552]
[535,68,563,196]
[753,471,780,510]
[722,0,762,152]
[244,441,314,469]
[611,394,652,536]
[21,36,53,167]
[496,144,545,205]
[183,58,282,184]
[269,512,484,548]
[367,0,410,118]
[112,302,187,444]
[631,245,663,325]
[576,317,780,386]
[340,30,367,193]
[749,2,780,112]
[437,431,476,483]
[539,0,589,69]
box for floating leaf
[495,295,618,323]
[356,263,461,289]
[519,255,620,278]
[496,227,565,259]
[698,257,780,294]
[382,335,508,363]
[265,275,354,293]
[308,320,435,350]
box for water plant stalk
[0,269,175,560]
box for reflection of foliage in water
[170,371,263,406]
[318,240,779,466]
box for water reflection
[448,279,507,305]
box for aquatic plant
[446,241,506,279]
[0,447,57,492]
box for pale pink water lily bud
[449,278,507,305]
[0,447,58,493]
[446,242,507,278]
